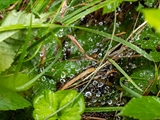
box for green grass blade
[13,10,33,81]
[16,49,62,91]
[85,107,123,112]
[63,0,119,25]
[74,26,153,61]
[60,0,100,23]
[120,77,142,97]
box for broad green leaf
[124,66,155,96]
[33,89,85,120]
[0,41,15,71]
[0,86,31,110]
[118,96,160,120]
[0,10,47,42]
[150,51,160,62]
[0,10,48,72]
[122,65,159,97]
[134,26,160,62]
[142,9,160,33]
[0,0,17,10]
[134,26,160,50]
[0,74,34,92]
[56,90,85,120]
[56,90,85,114]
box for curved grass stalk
[23,42,42,62]
[120,77,142,97]
[108,58,142,92]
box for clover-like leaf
[33,89,85,120]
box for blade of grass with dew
[85,107,123,112]
[108,58,142,92]
[23,43,42,62]
[120,77,142,97]
[60,0,100,23]
[0,24,53,32]
[73,26,153,61]
[16,28,62,90]
[151,63,159,93]
[16,47,62,91]
[63,0,120,25]
[13,5,33,82]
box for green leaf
[118,96,160,120]
[0,0,17,10]
[134,26,160,62]
[33,89,85,120]
[0,86,31,110]
[0,10,48,72]
[150,51,160,62]
[142,9,160,33]
[144,0,157,7]
[56,90,85,114]
[124,65,155,95]
[0,74,34,92]
[33,90,58,120]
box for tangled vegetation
[0,0,160,120]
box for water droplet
[81,16,85,21]
[98,82,104,87]
[107,4,112,9]
[41,76,46,82]
[92,98,97,103]
[107,99,112,105]
[70,7,74,11]
[98,53,102,58]
[96,91,101,97]
[60,79,66,83]
[99,22,103,26]
[101,101,105,105]
[85,91,92,98]
[39,67,44,73]
[61,72,66,78]
[40,52,44,57]
[49,79,55,84]
[92,80,98,86]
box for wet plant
[0,0,160,120]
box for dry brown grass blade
[67,34,85,55]
[60,0,68,18]
[7,1,18,11]
[67,34,97,61]
[61,67,95,90]
[83,116,106,120]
